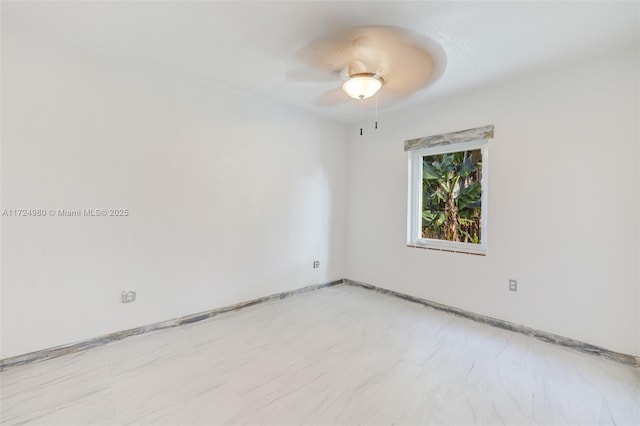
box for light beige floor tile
[0,354,117,425]
[1,284,638,425]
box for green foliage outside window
[422,149,482,243]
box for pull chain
[375,94,378,130]
[360,97,364,136]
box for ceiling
[2,1,639,123]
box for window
[406,125,492,255]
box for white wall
[346,47,640,357]
[0,22,347,358]
[2,20,638,361]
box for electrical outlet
[122,290,136,303]
[509,280,517,292]
[313,260,320,269]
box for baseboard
[3,277,637,371]
[0,279,344,371]
[344,279,639,368]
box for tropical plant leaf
[456,181,481,210]
[458,217,474,226]
[459,154,479,177]
[422,161,441,180]
[422,210,436,221]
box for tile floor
[1,284,638,425]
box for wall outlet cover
[122,290,136,303]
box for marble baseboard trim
[345,279,640,368]
[0,279,344,372]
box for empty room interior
[1,1,639,425]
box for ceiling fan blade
[381,44,436,95]
[349,27,402,81]
[297,39,355,72]
[285,67,339,83]
[313,88,350,107]
[348,60,370,76]
[294,25,447,107]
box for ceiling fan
[290,25,446,124]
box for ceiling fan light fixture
[342,74,382,99]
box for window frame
[407,139,489,255]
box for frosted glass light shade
[342,75,382,99]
